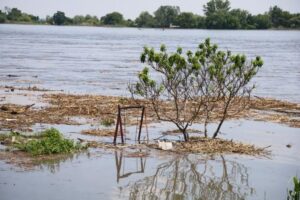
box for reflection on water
[33,152,90,173]
[114,150,146,183]
[117,154,253,200]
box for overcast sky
[1,0,300,19]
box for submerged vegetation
[0,128,85,156]
[1,0,300,29]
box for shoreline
[1,22,300,31]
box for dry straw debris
[0,93,299,132]
[173,137,271,155]
[81,129,115,137]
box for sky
[1,0,300,19]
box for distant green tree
[289,15,300,28]
[176,12,198,28]
[196,15,206,28]
[73,15,85,25]
[203,0,232,29]
[53,11,66,25]
[269,6,292,28]
[28,14,39,22]
[205,11,227,29]
[101,12,124,25]
[203,0,230,16]
[46,15,53,24]
[230,9,252,29]
[135,11,156,27]
[252,14,271,29]
[19,14,31,22]
[86,16,100,25]
[6,8,22,21]
[0,10,6,23]
[125,19,135,27]
[154,6,180,28]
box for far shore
[1,22,300,31]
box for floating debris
[147,137,270,156]
[0,92,299,132]
[81,129,115,137]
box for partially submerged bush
[14,128,84,156]
[130,38,263,141]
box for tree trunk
[182,129,189,142]
[204,118,208,138]
[212,118,225,138]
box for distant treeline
[1,0,300,29]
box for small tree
[198,39,263,138]
[53,11,66,25]
[101,12,124,25]
[130,38,263,141]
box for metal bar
[119,108,124,144]
[119,106,144,110]
[113,106,120,144]
[138,106,145,143]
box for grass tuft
[14,128,84,156]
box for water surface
[0,24,299,102]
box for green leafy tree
[196,15,206,28]
[204,0,253,29]
[86,15,100,25]
[154,6,180,28]
[230,9,252,29]
[205,11,227,29]
[176,12,198,28]
[135,11,156,28]
[125,19,135,27]
[73,15,85,25]
[53,11,66,25]
[19,14,31,22]
[46,15,53,24]
[6,8,22,21]
[29,14,39,22]
[130,39,263,140]
[101,12,124,25]
[289,15,300,28]
[0,10,6,23]
[269,6,292,28]
[203,0,232,29]
[252,14,271,29]
[203,0,230,16]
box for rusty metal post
[119,109,124,144]
[114,105,121,144]
[137,106,145,143]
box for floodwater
[0,24,300,102]
[0,120,299,200]
[0,24,300,200]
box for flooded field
[0,119,299,200]
[0,24,300,200]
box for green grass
[100,118,114,127]
[14,128,85,156]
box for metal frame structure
[113,105,145,144]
